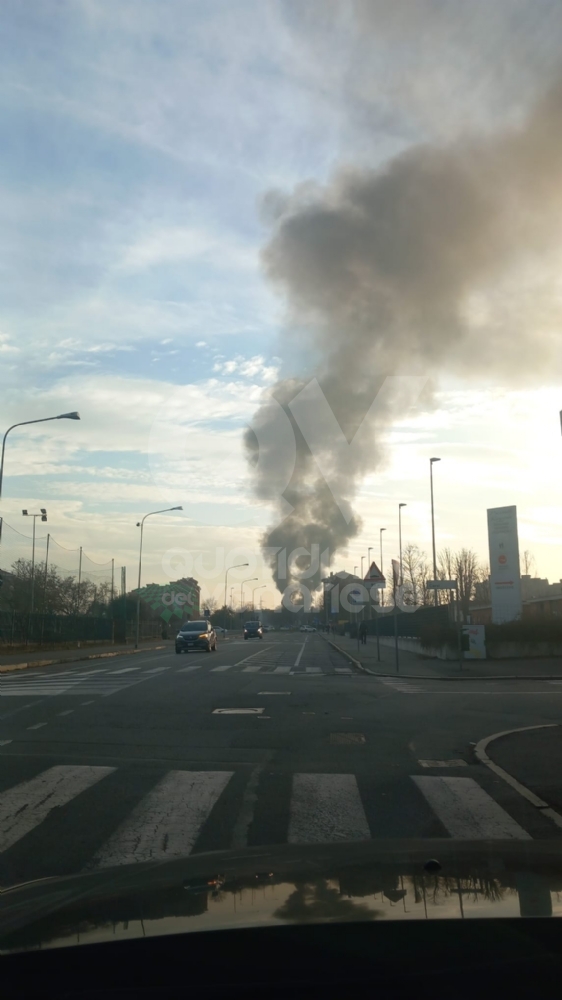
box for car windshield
[1,0,561,954]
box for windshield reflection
[2,858,561,953]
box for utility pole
[430,458,441,606]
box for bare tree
[475,564,490,603]
[417,555,434,605]
[521,549,536,577]
[401,544,433,606]
[454,548,481,615]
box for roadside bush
[419,624,459,650]
[486,617,562,644]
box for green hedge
[419,624,459,650]
[486,617,562,644]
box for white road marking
[411,776,531,839]
[81,701,95,705]
[377,678,422,693]
[212,708,264,715]
[0,740,12,746]
[234,645,277,667]
[334,668,352,675]
[112,667,141,674]
[273,666,291,674]
[294,640,307,668]
[288,773,371,844]
[57,710,74,717]
[210,665,234,672]
[177,665,203,673]
[0,765,115,853]
[144,667,168,673]
[242,665,262,673]
[92,770,232,867]
[27,722,47,730]
[305,667,322,674]
[418,759,468,768]
[258,691,291,695]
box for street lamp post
[430,458,441,607]
[224,562,249,629]
[135,506,182,649]
[0,412,80,502]
[252,584,266,610]
[380,528,386,606]
[241,577,257,618]
[398,504,407,587]
[361,555,365,579]
[0,412,80,547]
[22,508,47,613]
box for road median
[0,640,169,674]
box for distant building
[322,570,375,623]
[471,574,562,624]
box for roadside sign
[365,561,385,586]
[427,580,457,590]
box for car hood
[1,839,562,953]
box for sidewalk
[0,638,171,673]
[325,632,562,680]
[483,725,562,815]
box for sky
[1,0,562,607]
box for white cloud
[117,224,258,274]
[0,333,19,354]
[212,354,279,383]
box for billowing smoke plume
[246,72,562,593]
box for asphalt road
[0,633,561,886]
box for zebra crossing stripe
[242,665,262,672]
[92,770,233,868]
[273,666,291,674]
[0,765,115,853]
[210,665,234,672]
[177,665,203,673]
[288,773,371,844]
[412,776,531,839]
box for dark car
[175,620,217,654]
[243,620,263,639]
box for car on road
[262,624,275,632]
[243,621,263,639]
[299,625,317,632]
[279,625,292,631]
[214,626,228,635]
[176,620,217,654]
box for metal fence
[339,603,452,638]
[0,612,165,647]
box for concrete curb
[0,645,168,675]
[474,724,562,831]
[326,638,366,672]
[322,635,562,681]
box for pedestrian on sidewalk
[359,620,367,645]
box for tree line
[400,544,487,614]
